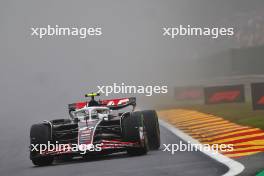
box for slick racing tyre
[30,123,54,166]
[142,110,160,150]
[122,111,149,155]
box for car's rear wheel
[30,123,54,166]
[122,111,149,155]
[142,110,160,150]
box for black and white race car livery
[30,93,160,166]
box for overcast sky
[1,0,263,128]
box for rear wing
[100,97,136,110]
[68,97,136,112]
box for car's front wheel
[30,123,54,166]
[32,157,54,166]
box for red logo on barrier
[257,96,264,105]
[209,90,240,103]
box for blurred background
[1,0,264,143]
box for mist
[1,0,263,126]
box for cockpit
[73,107,110,121]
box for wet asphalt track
[0,123,228,176]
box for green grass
[257,170,264,176]
[182,102,264,130]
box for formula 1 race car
[30,93,160,166]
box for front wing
[39,140,140,156]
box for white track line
[159,119,245,176]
